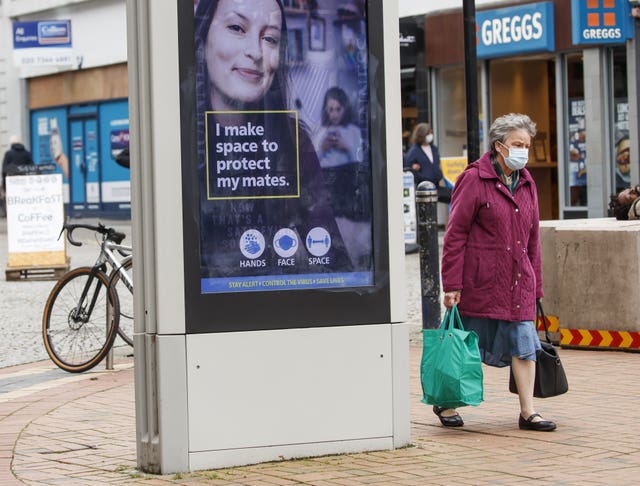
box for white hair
[9,134,20,145]
[489,113,537,151]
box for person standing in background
[403,122,451,203]
[2,135,34,192]
[403,122,442,187]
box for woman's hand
[411,162,421,172]
[443,290,461,309]
[321,131,338,151]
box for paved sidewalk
[2,345,639,485]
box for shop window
[490,56,558,220]
[436,65,482,158]
[401,77,417,154]
[611,47,629,194]
[565,53,586,207]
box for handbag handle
[537,299,552,344]
[442,304,464,331]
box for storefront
[399,15,427,153]
[28,65,130,216]
[407,0,635,220]
[3,0,130,218]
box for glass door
[564,53,587,215]
[611,46,629,194]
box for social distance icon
[305,227,331,257]
[273,228,298,258]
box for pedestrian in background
[2,135,34,192]
[403,122,442,187]
[438,113,556,432]
[403,122,451,203]
[609,184,640,220]
[2,135,34,216]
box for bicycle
[42,222,133,373]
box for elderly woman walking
[437,113,556,432]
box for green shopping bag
[420,305,484,408]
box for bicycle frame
[74,238,131,325]
[70,268,107,325]
[102,240,133,293]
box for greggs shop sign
[476,2,555,59]
[571,0,634,45]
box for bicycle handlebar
[60,221,126,247]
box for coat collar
[472,151,533,186]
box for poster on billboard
[179,0,391,333]
[192,0,373,294]
[614,99,630,193]
[31,109,70,203]
[567,98,587,188]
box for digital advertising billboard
[179,0,390,333]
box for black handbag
[509,300,569,398]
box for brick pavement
[2,345,639,485]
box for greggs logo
[582,0,622,40]
[474,2,554,58]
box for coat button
[515,208,519,213]
[516,305,520,309]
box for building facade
[400,0,639,220]
[0,0,129,217]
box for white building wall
[10,0,127,77]
[0,5,26,153]
[0,0,127,150]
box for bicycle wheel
[42,267,120,373]
[110,258,133,347]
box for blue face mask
[499,142,529,170]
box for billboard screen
[179,0,390,332]
[193,0,373,294]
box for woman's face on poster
[206,0,282,108]
[326,98,345,126]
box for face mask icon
[276,234,296,251]
[273,228,299,258]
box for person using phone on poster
[194,0,352,283]
[314,86,371,270]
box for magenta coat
[441,151,543,322]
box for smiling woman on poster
[194,0,356,292]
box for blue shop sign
[571,0,633,45]
[13,20,72,49]
[477,2,554,59]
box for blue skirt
[461,316,541,368]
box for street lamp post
[463,0,480,164]
[631,3,640,185]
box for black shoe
[433,406,464,427]
[519,413,556,432]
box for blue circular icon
[273,228,298,258]
[239,229,265,259]
[305,227,331,257]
